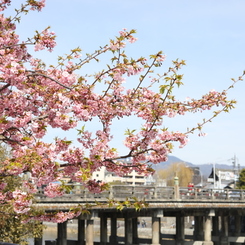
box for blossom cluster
[13,190,32,214]
[24,209,82,223]
[44,183,64,198]
[86,180,107,193]
[34,28,56,52]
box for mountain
[153,155,194,170]
[153,155,242,178]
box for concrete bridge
[35,185,245,245]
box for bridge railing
[179,187,245,201]
[35,184,245,202]
[36,185,175,202]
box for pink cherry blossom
[13,190,32,214]
[44,183,64,198]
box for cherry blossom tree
[0,0,242,222]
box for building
[92,166,155,186]
[206,167,238,189]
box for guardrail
[179,187,245,200]
[35,185,245,202]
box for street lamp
[199,169,203,187]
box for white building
[207,168,238,189]
[92,166,155,186]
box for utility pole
[232,154,236,173]
[213,162,216,189]
[232,154,238,186]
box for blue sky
[5,0,245,167]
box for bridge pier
[203,216,213,245]
[34,237,43,245]
[109,215,118,244]
[176,214,185,245]
[100,213,108,245]
[220,212,229,245]
[77,219,85,245]
[132,217,139,245]
[233,215,242,245]
[212,216,219,245]
[151,216,161,245]
[57,221,67,245]
[125,214,133,245]
[234,215,241,236]
[194,216,204,241]
[86,218,94,245]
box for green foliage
[0,207,44,245]
[0,145,44,245]
[236,169,245,189]
[115,197,148,211]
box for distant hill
[153,155,194,170]
[153,155,242,178]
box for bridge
[35,185,245,245]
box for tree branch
[27,71,73,90]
